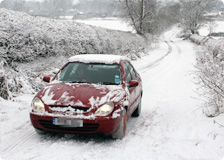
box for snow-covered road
[1,28,224,160]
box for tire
[132,98,141,117]
[35,128,46,134]
[112,109,127,139]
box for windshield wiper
[68,80,87,84]
[102,82,117,85]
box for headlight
[95,102,114,117]
[31,97,45,113]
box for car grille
[39,120,99,132]
[49,105,89,112]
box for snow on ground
[199,20,224,36]
[1,26,224,160]
[133,27,224,159]
[74,18,134,32]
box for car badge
[66,105,72,112]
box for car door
[122,61,141,117]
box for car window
[58,63,79,81]
[123,63,132,83]
[127,62,137,80]
[56,62,121,85]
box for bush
[209,32,224,37]
[195,37,224,117]
[0,8,148,65]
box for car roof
[69,54,130,64]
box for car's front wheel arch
[111,108,127,139]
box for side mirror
[43,76,51,83]
[129,80,139,87]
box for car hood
[37,82,126,108]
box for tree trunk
[0,76,9,100]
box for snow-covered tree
[122,0,180,35]
[122,0,157,35]
[179,0,217,34]
[151,2,180,35]
[207,21,218,36]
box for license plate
[53,118,83,127]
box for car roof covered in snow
[69,54,130,64]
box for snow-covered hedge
[189,34,210,45]
[0,8,149,99]
[209,32,224,37]
[191,34,224,117]
[0,8,147,64]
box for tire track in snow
[138,38,184,129]
[140,40,182,81]
[139,38,193,143]
[170,40,181,54]
[139,40,173,73]
[1,125,36,157]
[145,40,182,97]
[149,40,182,78]
[126,111,159,137]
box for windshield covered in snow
[56,62,122,85]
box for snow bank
[189,33,224,117]
[0,8,149,99]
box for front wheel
[112,109,127,139]
[132,98,141,117]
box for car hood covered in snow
[36,82,127,108]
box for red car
[30,54,142,139]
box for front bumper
[30,112,122,135]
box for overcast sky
[0,0,80,4]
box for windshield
[56,62,122,85]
